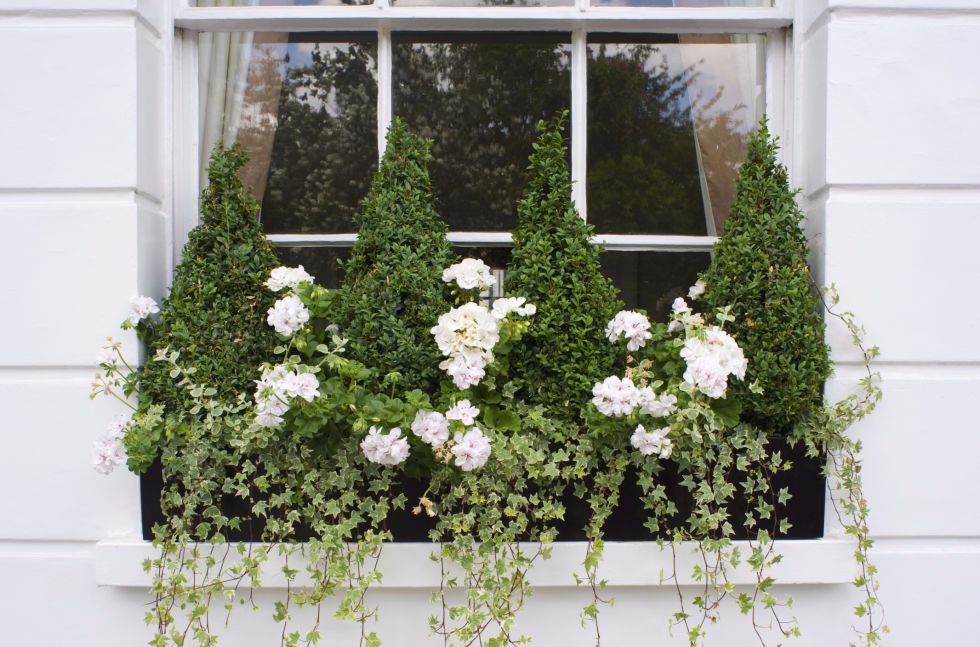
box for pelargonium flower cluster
[591,377,677,419]
[265,265,314,293]
[253,365,320,427]
[630,424,673,459]
[128,296,159,325]
[431,302,500,389]
[450,428,492,471]
[442,258,496,292]
[491,296,536,320]
[388,400,492,471]
[361,426,410,465]
[92,414,131,474]
[265,266,314,337]
[606,310,652,351]
[680,327,747,399]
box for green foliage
[699,120,831,435]
[334,117,456,393]
[505,116,623,413]
[137,144,280,456]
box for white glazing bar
[267,233,716,252]
[175,6,792,34]
[570,29,587,220]
[377,28,393,159]
[174,31,202,260]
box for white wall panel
[826,14,980,185]
[0,24,136,189]
[823,198,980,363]
[826,371,980,537]
[0,380,141,540]
[799,21,829,195]
[0,552,150,646]
[137,25,166,203]
[0,202,143,367]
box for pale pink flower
[361,426,411,466]
[128,296,159,325]
[451,428,492,471]
[446,399,480,426]
[412,410,450,446]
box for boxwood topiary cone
[334,116,456,393]
[505,115,623,414]
[698,119,831,435]
[139,143,281,414]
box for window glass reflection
[600,251,711,321]
[587,34,764,236]
[394,33,571,231]
[277,247,352,289]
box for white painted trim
[95,537,858,588]
[570,28,587,220]
[377,28,392,159]
[174,6,792,33]
[173,28,200,260]
[267,233,717,251]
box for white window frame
[172,0,793,263]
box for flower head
[679,327,746,399]
[266,265,314,293]
[688,280,706,300]
[442,258,496,292]
[446,399,480,426]
[591,376,640,417]
[361,426,411,466]
[92,435,127,474]
[451,427,492,471]
[267,295,310,336]
[606,310,652,351]
[128,296,159,325]
[412,410,450,446]
[95,348,117,367]
[630,424,673,459]
[491,296,536,320]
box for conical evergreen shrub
[140,144,281,411]
[505,116,623,413]
[699,120,831,435]
[334,117,456,393]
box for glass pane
[599,251,711,322]
[393,0,570,5]
[592,1,770,6]
[199,32,377,235]
[587,34,764,236]
[277,247,352,289]
[393,33,571,231]
[195,1,374,6]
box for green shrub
[505,116,623,413]
[699,120,831,435]
[139,144,281,413]
[334,116,456,393]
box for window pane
[599,251,711,321]
[393,33,571,231]
[592,1,770,6]
[393,0,570,5]
[195,1,374,6]
[199,32,377,235]
[587,34,764,236]
[277,247,352,289]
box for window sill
[96,537,857,589]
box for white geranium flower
[442,258,497,291]
[128,296,159,325]
[92,435,127,474]
[440,354,487,390]
[412,410,450,446]
[631,424,673,459]
[431,302,500,360]
[451,427,492,471]
[591,376,640,417]
[267,295,310,336]
[491,296,536,320]
[605,310,652,351]
[688,280,706,300]
[672,297,691,316]
[281,372,320,402]
[107,414,133,438]
[266,265,314,292]
[679,327,746,399]
[446,399,480,426]
[361,426,410,466]
[641,393,677,418]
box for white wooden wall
[0,1,977,645]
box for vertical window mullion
[377,28,393,159]
[570,28,587,221]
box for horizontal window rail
[175,6,792,34]
[266,233,718,251]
